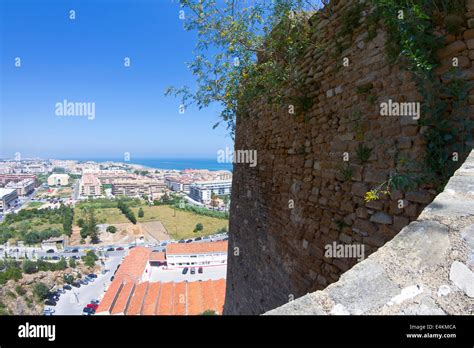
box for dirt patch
[141,221,170,242]
[68,222,169,246]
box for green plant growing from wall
[338,163,353,182]
[368,0,472,192]
[355,143,372,164]
[339,2,365,37]
[165,0,331,136]
[364,172,417,202]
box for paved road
[53,250,125,315]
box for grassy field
[71,204,228,240]
[10,219,63,232]
[74,207,129,224]
[137,205,228,240]
[25,201,44,209]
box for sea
[75,158,234,172]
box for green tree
[86,250,98,260]
[56,257,67,270]
[222,195,230,212]
[210,192,218,211]
[68,258,76,268]
[166,0,319,135]
[106,225,117,233]
[84,256,96,268]
[22,260,38,274]
[33,282,50,300]
[194,223,204,233]
[138,207,144,218]
[77,218,85,228]
[63,274,74,284]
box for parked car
[72,255,80,260]
[198,267,203,274]
[91,299,100,305]
[63,285,72,290]
[86,277,95,282]
[116,247,124,251]
[182,267,189,275]
[178,240,185,243]
[86,303,99,311]
[80,278,89,285]
[52,256,60,260]
[46,249,55,253]
[71,248,79,253]
[190,267,196,274]
[82,307,94,315]
[44,299,56,306]
[57,288,66,294]
[203,236,210,240]
[185,239,192,243]
[71,282,81,288]
[43,308,55,315]
[88,273,97,278]
[194,237,202,241]
[110,276,115,281]
[129,245,135,249]
[160,242,167,247]
[107,247,114,252]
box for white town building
[165,241,228,269]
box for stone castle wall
[224,0,474,314]
[266,150,474,315]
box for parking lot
[51,250,125,315]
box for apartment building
[0,188,18,212]
[165,177,195,194]
[5,179,35,196]
[47,174,69,186]
[0,173,37,186]
[80,173,102,196]
[94,170,135,184]
[112,179,166,197]
[188,180,232,203]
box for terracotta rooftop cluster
[97,278,226,315]
[96,245,227,315]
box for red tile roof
[166,241,228,255]
[126,282,148,315]
[111,282,135,315]
[173,282,187,315]
[142,282,161,315]
[156,282,173,315]
[149,251,166,261]
[99,279,226,316]
[96,279,123,314]
[115,247,151,282]
[186,281,203,315]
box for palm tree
[223,195,230,212]
[210,192,218,211]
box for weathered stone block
[326,260,400,314]
[449,261,474,298]
[351,182,368,197]
[370,212,393,225]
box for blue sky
[0,0,234,159]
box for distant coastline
[66,158,234,172]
